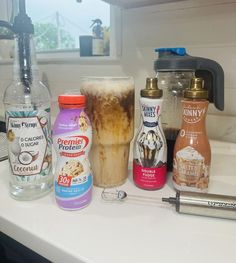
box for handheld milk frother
[101,189,236,220]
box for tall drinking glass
[80,77,135,187]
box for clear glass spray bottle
[2,0,53,200]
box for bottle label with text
[6,108,52,184]
[133,97,167,189]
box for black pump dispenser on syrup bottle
[154,47,224,172]
[1,0,53,200]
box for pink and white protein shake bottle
[53,95,92,210]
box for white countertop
[0,140,236,263]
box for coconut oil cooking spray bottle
[2,0,53,200]
[133,78,167,190]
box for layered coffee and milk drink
[80,77,134,187]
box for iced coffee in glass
[80,77,134,187]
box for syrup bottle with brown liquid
[173,77,211,192]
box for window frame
[0,5,122,65]
[35,5,122,63]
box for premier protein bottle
[53,95,93,210]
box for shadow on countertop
[0,232,51,263]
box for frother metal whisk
[102,189,236,220]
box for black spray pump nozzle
[90,18,102,28]
[9,0,34,91]
[0,1,33,91]
[12,0,34,34]
[0,0,33,35]
[0,0,34,90]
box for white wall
[120,0,236,143]
[0,0,235,142]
